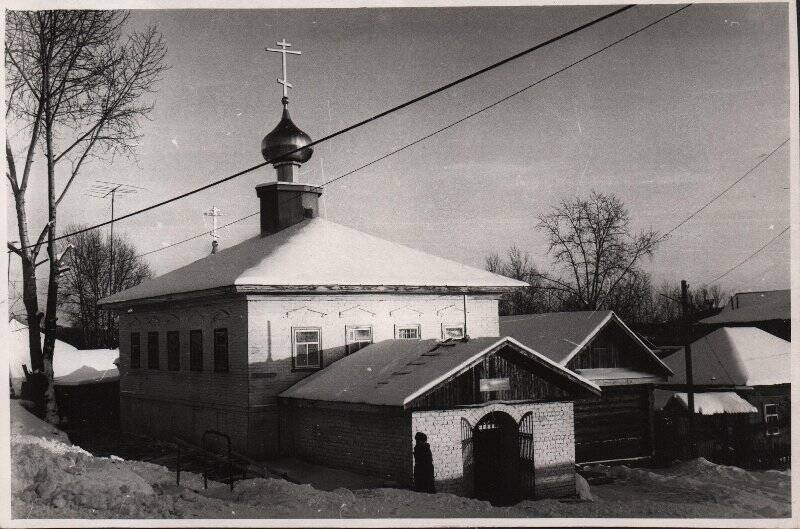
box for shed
[279,336,599,504]
[500,311,672,463]
[660,327,791,440]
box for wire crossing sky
[13,4,636,251]
[5,4,791,295]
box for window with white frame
[346,325,372,354]
[396,324,421,340]
[764,403,780,436]
[442,324,465,339]
[293,328,321,369]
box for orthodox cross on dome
[266,38,302,100]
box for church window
[346,325,373,354]
[167,331,180,371]
[214,328,229,373]
[130,332,141,369]
[147,332,159,369]
[396,324,421,340]
[293,328,321,369]
[189,330,203,372]
[442,324,465,339]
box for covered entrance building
[280,336,600,502]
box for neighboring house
[8,319,119,394]
[8,319,119,426]
[98,95,602,501]
[499,311,673,464]
[699,289,790,341]
[657,326,791,442]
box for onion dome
[261,97,313,165]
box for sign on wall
[479,377,510,392]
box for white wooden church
[100,41,603,503]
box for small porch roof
[656,390,758,415]
[280,336,601,408]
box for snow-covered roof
[700,289,789,324]
[99,218,527,305]
[658,391,758,415]
[662,327,791,386]
[8,320,119,387]
[280,336,600,407]
[499,311,672,376]
[54,366,119,386]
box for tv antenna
[85,180,147,345]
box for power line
[701,226,790,287]
[661,138,789,239]
[132,4,692,260]
[12,4,636,253]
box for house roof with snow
[655,390,758,415]
[700,289,790,324]
[99,218,526,306]
[499,311,672,376]
[8,320,119,390]
[662,326,791,387]
[279,336,600,407]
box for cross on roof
[266,38,302,99]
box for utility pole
[680,280,696,458]
[204,206,224,254]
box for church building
[99,40,601,502]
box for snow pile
[12,436,155,513]
[205,478,528,518]
[586,458,791,518]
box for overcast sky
[6,3,791,301]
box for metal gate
[473,412,519,505]
[518,412,536,499]
[460,418,474,497]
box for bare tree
[652,280,728,323]
[485,246,561,315]
[535,191,661,312]
[6,11,167,422]
[59,225,152,349]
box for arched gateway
[473,411,519,505]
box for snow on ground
[9,401,791,519]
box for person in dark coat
[413,432,436,493]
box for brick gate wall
[411,401,576,498]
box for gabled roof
[279,336,600,407]
[700,289,790,324]
[662,326,791,386]
[99,218,526,306]
[499,310,672,375]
